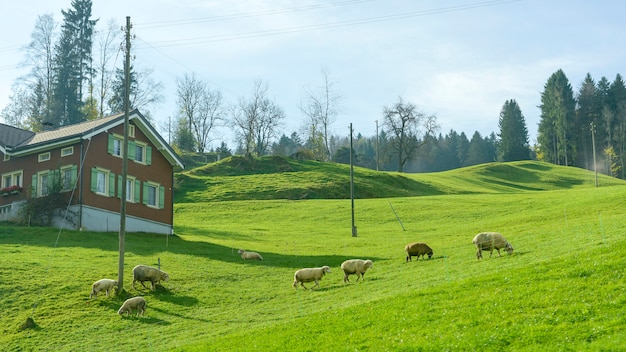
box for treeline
[537,70,626,178]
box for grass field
[1,158,626,351]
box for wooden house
[0,109,184,235]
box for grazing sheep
[90,278,118,299]
[472,232,514,259]
[293,266,331,290]
[238,249,263,261]
[117,296,146,317]
[341,259,373,283]
[405,242,434,262]
[132,265,169,291]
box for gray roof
[0,110,184,169]
[0,123,35,148]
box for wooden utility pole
[375,120,379,171]
[118,16,131,295]
[350,123,357,237]
[591,122,598,187]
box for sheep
[472,232,514,259]
[405,242,434,262]
[132,265,169,291]
[89,278,118,299]
[293,266,331,290]
[238,249,263,261]
[117,296,146,317]
[340,259,373,283]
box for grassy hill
[174,155,623,202]
[2,158,626,351]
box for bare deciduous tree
[300,68,341,160]
[175,73,224,153]
[383,97,438,172]
[231,79,285,156]
[95,19,122,118]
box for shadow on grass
[0,226,384,269]
[149,306,211,323]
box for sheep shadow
[120,315,170,325]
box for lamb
[132,265,169,291]
[293,266,331,290]
[238,249,263,261]
[472,232,514,259]
[89,278,118,299]
[117,296,146,316]
[405,242,434,262]
[340,259,373,283]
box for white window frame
[60,165,73,191]
[37,171,50,197]
[145,182,158,208]
[38,152,51,162]
[126,176,135,202]
[113,138,122,157]
[96,170,108,195]
[1,170,23,189]
[129,125,135,138]
[61,146,74,157]
[134,141,147,164]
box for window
[143,181,165,209]
[2,171,23,189]
[60,165,77,191]
[61,146,74,157]
[38,152,51,162]
[40,173,49,196]
[90,167,115,197]
[126,140,152,165]
[108,134,123,157]
[117,175,140,203]
[3,154,9,161]
[129,125,135,138]
[135,144,144,163]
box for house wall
[0,118,176,234]
[79,121,174,227]
[52,204,173,235]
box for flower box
[0,185,22,195]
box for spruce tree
[498,99,530,161]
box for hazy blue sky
[2,0,625,147]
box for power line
[134,0,520,49]
[136,0,375,29]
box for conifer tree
[498,99,531,161]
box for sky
[2,0,626,148]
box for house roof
[0,109,184,169]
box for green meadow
[2,157,626,351]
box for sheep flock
[87,233,513,317]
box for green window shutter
[117,175,122,198]
[128,141,136,160]
[134,179,141,203]
[90,168,97,192]
[70,165,78,188]
[31,174,38,196]
[159,186,165,209]
[108,172,116,197]
[107,134,114,154]
[143,182,149,205]
[146,146,152,165]
[49,170,56,189]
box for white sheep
[293,266,331,290]
[117,296,146,316]
[340,259,373,283]
[90,278,118,299]
[405,242,433,262]
[472,232,514,259]
[132,265,170,291]
[238,249,263,260]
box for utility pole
[591,122,598,187]
[350,123,357,237]
[375,120,379,171]
[118,16,131,295]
